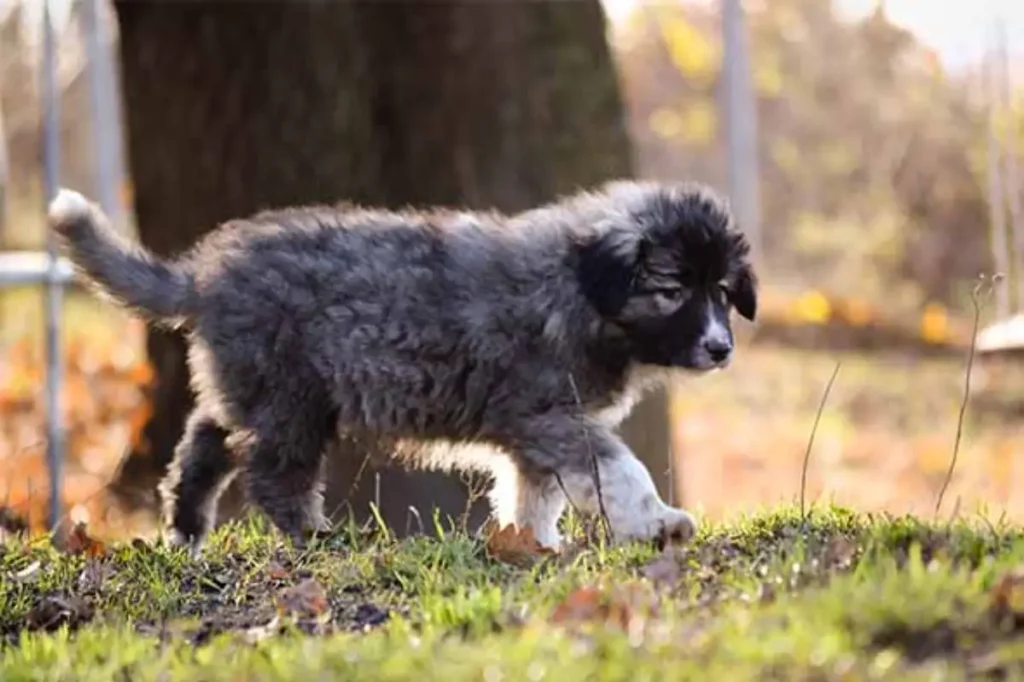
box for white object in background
[976,313,1024,353]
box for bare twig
[947,495,963,529]
[666,398,676,507]
[934,274,1000,517]
[458,470,488,532]
[405,505,424,537]
[342,448,374,507]
[553,471,584,521]
[800,362,841,522]
[567,372,613,542]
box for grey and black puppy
[48,180,757,551]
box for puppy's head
[576,181,757,372]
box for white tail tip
[48,189,92,223]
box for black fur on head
[576,181,758,371]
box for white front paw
[165,527,205,559]
[533,525,563,552]
[611,506,697,545]
[655,507,697,544]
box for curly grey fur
[48,180,757,550]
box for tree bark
[107,0,674,533]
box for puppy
[47,180,757,551]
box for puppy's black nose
[704,338,732,363]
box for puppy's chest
[587,365,671,429]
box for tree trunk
[107,0,674,534]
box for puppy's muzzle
[703,337,732,365]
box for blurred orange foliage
[0,319,154,538]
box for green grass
[4,507,1024,680]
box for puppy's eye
[652,287,685,301]
[717,282,730,298]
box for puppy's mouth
[676,354,731,373]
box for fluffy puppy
[47,180,757,551]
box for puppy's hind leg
[159,407,236,553]
[239,404,332,549]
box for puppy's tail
[47,189,197,326]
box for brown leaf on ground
[551,586,606,625]
[60,522,107,557]
[551,583,659,635]
[483,522,556,568]
[276,578,329,618]
[2,325,153,539]
[267,560,291,581]
[991,568,1024,625]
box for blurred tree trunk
[107,0,675,534]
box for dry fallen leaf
[551,585,606,625]
[484,522,556,568]
[62,522,107,558]
[267,561,291,581]
[551,583,659,635]
[276,578,329,618]
[991,568,1024,624]
[2,327,153,538]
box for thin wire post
[82,0,122,227]
[721,0,763,267]
[41,0,66,532]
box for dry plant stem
[947,495,963,527]
[666,415,676,508]
[934,277,993,518]
[800,361,841,522]
[459,471,488,532]
[553,472,584,524]
[567,372,613,542]
[405,505,424,536]
[342,449,374,508]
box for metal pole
[0,106,7,241]
[721,0,763,266]
[41,0,65,532]
[82,0,122,227]
[986,34,1011,318]
[996,19,1024,312]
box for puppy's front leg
[487,456,566,550]
[545,426,696,545]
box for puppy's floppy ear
[576,227,644,317]
[732,263,758,322]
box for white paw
[655,507,697,544]
[165,527,205,558]
[611,505,697,545]
[533,525,563,552]
[303,505,332,534]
